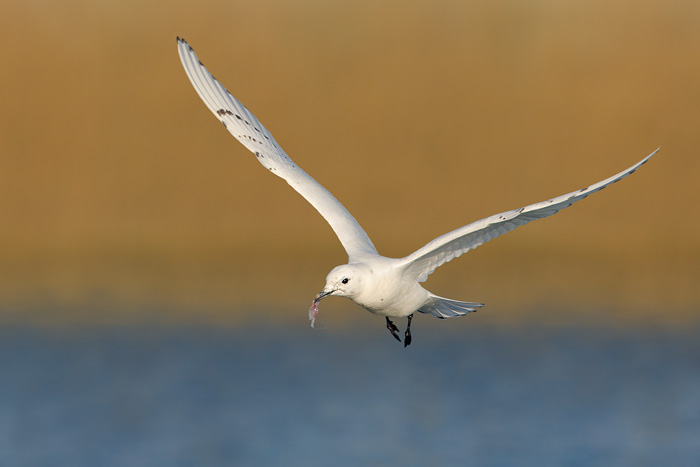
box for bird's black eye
[341,278,349,284]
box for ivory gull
[177,38,657,347]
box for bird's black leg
[404,314,413,348]
[386,317,401,343]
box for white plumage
[177,38,376,261]
[177,37,657,346]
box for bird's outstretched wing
[176,38,378,261]
[400,149,659,282]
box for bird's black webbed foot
[404,313,413,348]
[386,317,401,343]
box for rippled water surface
[1,320,699,466]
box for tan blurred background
[1,0,698,325]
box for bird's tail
[418,294,485,319]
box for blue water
[1,320,699,466]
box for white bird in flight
[176,37,657,347]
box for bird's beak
[315,288,334,301]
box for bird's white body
[324,261,430,318]
[176,38,657,335]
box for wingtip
[643,146,661,163]
[176,37,194,53]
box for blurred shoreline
[2,240,698,325]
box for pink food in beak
[309,298,320,328]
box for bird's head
[317,264,363,300]
[309,264,365,328]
